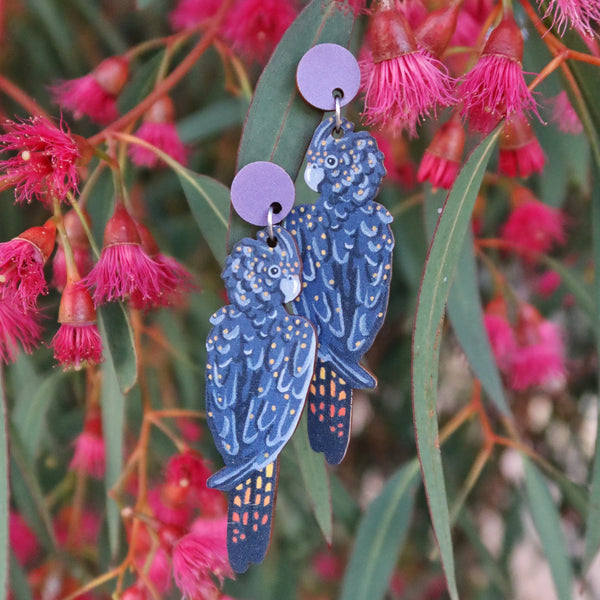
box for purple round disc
[230,161,295,226]
[296,43,361,110]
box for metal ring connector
[333,89,343,135]
[267,203,276,246]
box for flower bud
[482,15,524,62]
[103,203,142,247]
[370,4,417,62]
[93,56,130,96]
[58,281,96,325]
[15,220,57,262]
[144,96,175,124]
[416,4,459,57]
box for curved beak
[304,162,324,192]
[280,275,301,303]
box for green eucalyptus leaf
[340,459,420,600]
[101,358,126,559]
[11,366,66,464]
[98,302,137,394]
[412,127,500,600]
[424,188,509,416]
[118,52,166,115]
[9,427,57,552]
[9,550,33,600]
[291,411,332,544]
[177,97,249,144]
[523,458,574,600]
[176,168,230,267]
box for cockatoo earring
[288,44,395,465]
[205,161,317,573]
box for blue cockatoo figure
[205,226,317,573]
[284,116,394,465]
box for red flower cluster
[122,450,232,599]
[485,299,567,392]
[500,187,566,258]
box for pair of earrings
[205,44,395,573]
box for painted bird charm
[284,116,394,465]
[205,226,317,573]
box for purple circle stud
[296,43,361,111]
[230,161,295,227]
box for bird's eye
[325,156,338,168]
[267,265,280,278]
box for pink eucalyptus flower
[166,451,212,493]
[535,270,562,297]
[133,547,172,595]
[372,132,417,189]
[172,517,233,598]
[52,323,103,370]
[547,91,583,135]
[128,221,195,310]
[169,0,222,30]
[164,450,225,516]
[52,56,129,125]
[510,318,566,391]
[501,190,566,256]
[70,409,106,479]
[0,116,83,205]
[10,511,39,565]
[223,0,297,64]
[178,419,203,442]
[417,118,465,189]
[51,281,103,370]
[538,0,600,36]
[360,6,455,137]
[129,96,188,168]
[312,550,344,581]
[498,112,545,178]
[484,312,517,373]
[148,486,194,529]
[460,15,539,133]
[0,299,42,363]
[84,204,165,306]
[0,221,56,308]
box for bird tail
[307,358,354,464]
[226,460,278,573]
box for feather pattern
[284,116,394,464]
[205,226,316,572]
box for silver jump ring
[334,93,342,133]
[267,203,275,244]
